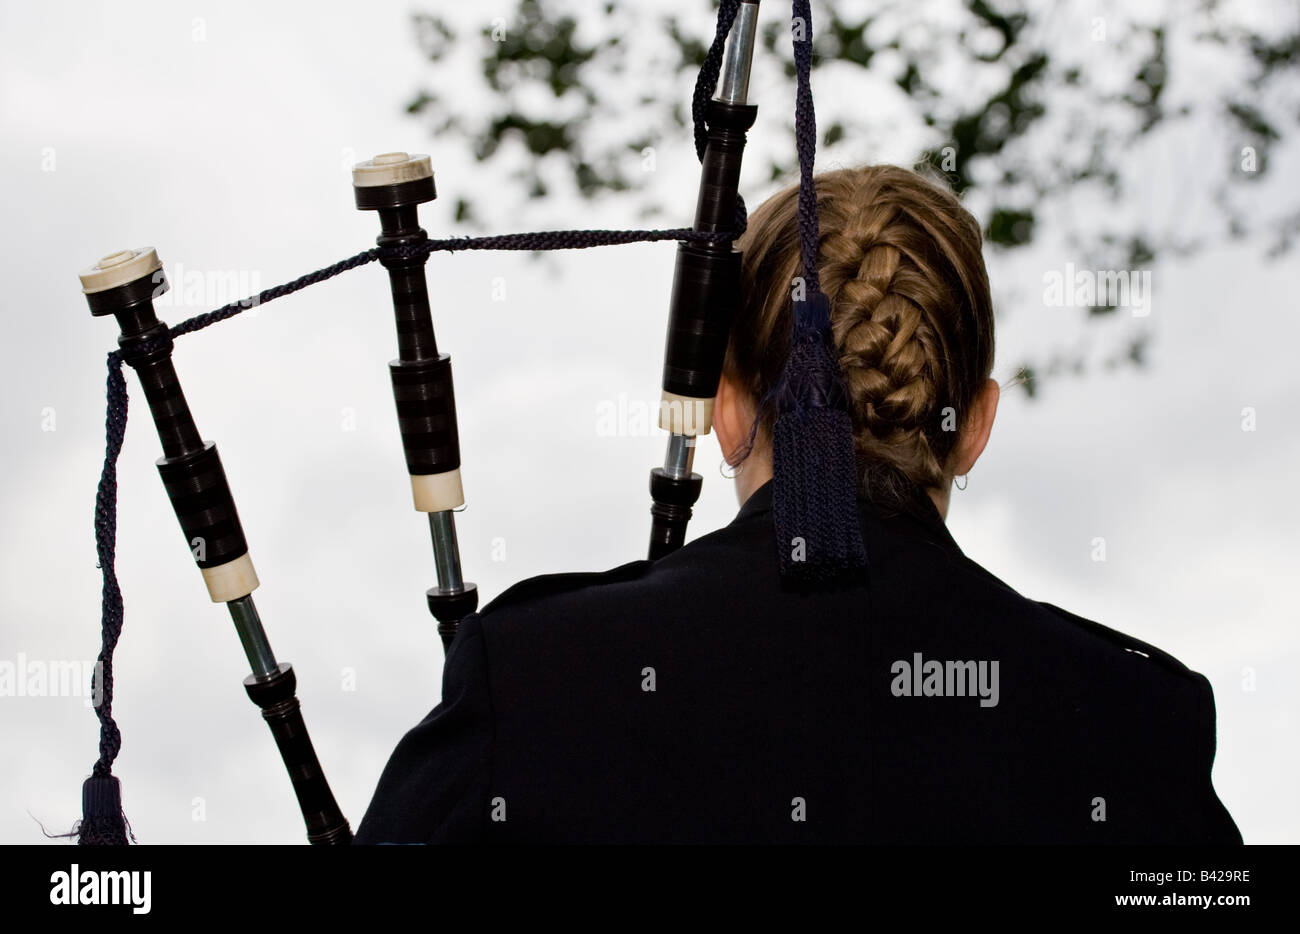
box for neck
[927,485,950,520]
[733,451,773,507]
[733,448,952,521]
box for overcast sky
[1,0,1295,844]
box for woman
[355,165,1240,844]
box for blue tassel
[772,291,868,583]
[78,774,129,845]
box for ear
[950,378,999,477]
[713,370,752,465]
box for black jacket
[355,479,1241,844]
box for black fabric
[355,480,1241,844]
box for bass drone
[75,0,762,845]
[79,246,352,844]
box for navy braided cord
[769,0,869,583]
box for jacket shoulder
[951,549,1209,689]
[476,558,656,618]
[1034,600,1204,686]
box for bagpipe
[72,0,865,846]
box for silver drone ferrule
[428,510,466,593]
[663,433,698,480]
[227,595,279,680]
[715,1,760,105]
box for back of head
[726,164,995,512]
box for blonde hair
[725,165,995,509]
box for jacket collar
[732,478,963,556]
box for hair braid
[824,225,947,490]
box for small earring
[954,474,968,491]
[720,459,741,480]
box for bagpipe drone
[72,0,865,845]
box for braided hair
[726,164,995,515]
